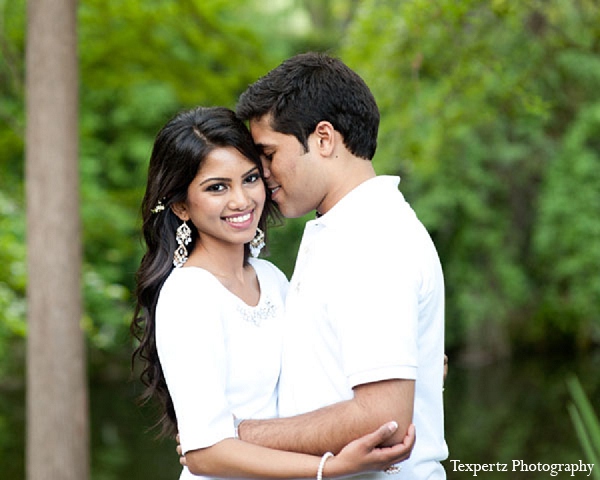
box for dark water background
[1,353,598,479]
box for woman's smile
[224,211,255,228]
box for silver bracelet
[384,464,402,475]
[317,452,334,480]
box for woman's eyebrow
[198,176,231,186]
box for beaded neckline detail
[237,298,277,327]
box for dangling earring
[173,221,192,268]
[249,228,265,258]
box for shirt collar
[310,175,401,228]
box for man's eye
[262,153,274,161]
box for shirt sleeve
[155,269,235,454]
[329,233,420,388]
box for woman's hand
[325,422,415,477]
[175,434,187,467]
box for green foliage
[0,0,26,381]
[0,192,26,378]
[0,0,25,180]
[533,105,600,346]
[341,0,600,355]
[567,375,600,479]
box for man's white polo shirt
[278,176,448,479]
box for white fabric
[155,258,288,480]
[278,176,448,479]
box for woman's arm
[184,421,413,478]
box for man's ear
[170,202,190,221]
[314,121,336,156]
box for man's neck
[317,158,376,215]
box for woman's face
[176,146,266,251]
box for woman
[131,106,408,479]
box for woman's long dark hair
[131,106,277,437]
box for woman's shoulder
[160,266,222,299]
[249,258,289,304]
[249,259,289,299]
[249,258,288,282]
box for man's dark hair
[236,52,380,160]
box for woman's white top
[155,258,288,480]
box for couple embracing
[131,52,448,480]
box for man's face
[249,115,325,218]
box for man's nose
[261,159,271,179]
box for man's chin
[279,205,313,219]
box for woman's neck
[186,241,247,280]
[187,241,260,306]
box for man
[234,52,448,479]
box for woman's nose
[229,186,251,209]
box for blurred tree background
[1,0,599,478]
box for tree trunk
[25,0,89,479]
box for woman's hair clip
[151,199,166,214]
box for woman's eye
[245,173,260,184]
[206,183,226,192]
[262,153,274,162]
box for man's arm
[238,378,415,456]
